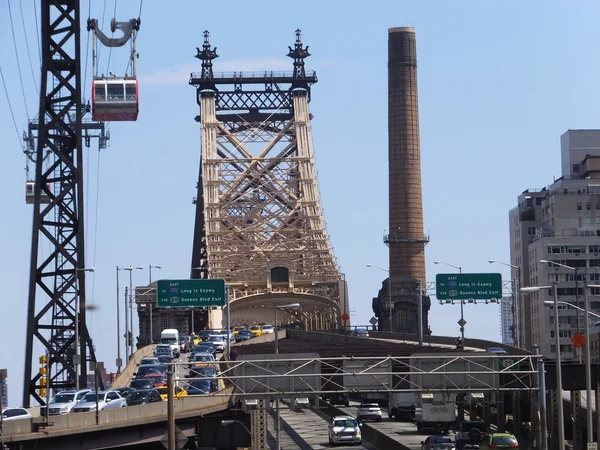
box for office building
[509,129,600,359]
[500,297,514,346]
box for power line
[19,0,39,95]
[33,0,41,65]
[105,0,119,76]
[0,64,23,148]
[8,0,31,119]
[138,0,144,19]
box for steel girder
[195,88,341,315]
[23,0,100,407]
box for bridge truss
[189,30,344,329]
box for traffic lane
[336,404,450,450]
[278,401,378,449]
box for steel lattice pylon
[190,30,346,329]
[23,0,101,407]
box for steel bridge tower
[189,30,347,330]
[23,0,102,407]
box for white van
[160,329,180,358]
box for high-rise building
[499,297,514,346]
[1,371,7,407]
[509,129,600,358]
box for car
[328,416,362,446]
[208,335,226,352]
[261,324,275,334]
[352,328,369,337]
[479,433,519,450]
[126,389,164,406]
[190,364,219,390]
[129,378,154,390]
[487,347,508,355]
[157,354,173,364]
[190,353,216,368]
[1,407,33,421]
[47,389,91,415]
[134,364,167,379]
[72,391,127,412]
[144,372,167,388]
[249,325,263,337]
[422,436,456,450]
[138,357,160,366]
[154,343,172,356]
[156,385,188,401]
[179,338,192,353]
[233,326,248,335]
[322,393,350,407]
[235,330,253,342]
[187,379,213,395]
[197,330,213,342]
[191,343,216,359]
[456,420,488,450]
[356,403,382,422]
[113,387,136,400]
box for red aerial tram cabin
[92,78,139,122]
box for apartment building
[509,129,600,359]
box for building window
[587,203,592,210]
[551,344,556,353]
[161,315,170,330]
[577,203,583,211]
[398,309,409,329]
[573,164,580,173]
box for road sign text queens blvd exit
[436,273,502,301]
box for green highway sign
[436,273,502,301]
[498,357,519,371]
[157,279,226,308]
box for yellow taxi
[233,326,247,336]
[192,335,202,346]
[249,325,263,337]
[156,385,187,401]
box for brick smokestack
[382,27,429,333]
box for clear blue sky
[2,0,600,405]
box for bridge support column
[497,392,506,433]
[549,389,558,450]
[457,394,465,422]
[251,399,268,450]
[572,390,582,450]
[483,394,491,425]
[597,383,600,444]
[512,390,521,438]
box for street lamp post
[366,264,393,332]
[221,419,251,446]
[542,284,600,446]
[522,284,564,450]
[434,261,464,340]
[74,267,95,389]
[273,302,300,450]
[489,260,521,348]
[148,265,162,345]
[121,266,144,361]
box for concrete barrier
[232,330,286,347]
[109,344,156,389]
[4,387,234,439]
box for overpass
[4,330,540,449]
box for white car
[209,334,226,352]
[328,415,362,445]
[47,389,91,415]
[357,403,382,422]
[1,407,33,421]
[72,391,127,412]
[261,324,275,334]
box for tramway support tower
[189,30,348,331]
[23,0,102,407]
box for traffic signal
[39,354,48,396]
